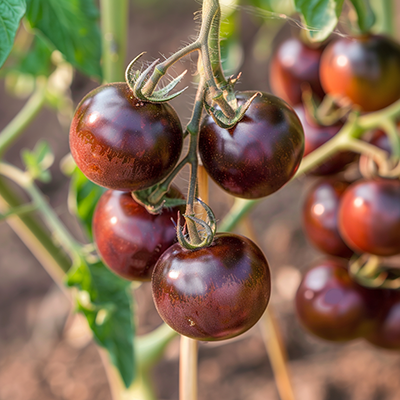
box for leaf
[294,0,345,42]
[25,0,102,79]
[66,259,135,387]
[21,140,54,182]
[252,0,295,15]
[349,0,375,33]
[0,0,26,68]
[16,34,53,76]
[68,168,106,238]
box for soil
[1,2,400,400]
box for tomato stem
[0,78,47,157]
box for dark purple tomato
[295,106,356,175]
[338,179,400,256]
[199,92,304,199]
[269,36,326,105]
[295,258,383,341]
[366,291,400,350]
[92,186,184,281]
[302,179,353,258]
[69,82,183,192]
[152,233,271,341]
[368,129,392,155]
[320,34,400,112]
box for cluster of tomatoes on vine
[69,48,305,340]
[270,30,400,348]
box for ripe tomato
[302,179,353,258]
[338,179,400,256]
[152,233,271,341]
[92,186,184,281]
[70,83,183,192]
[270,36,326,105]
[366,291,400,350]
[295,258,383,342]
[320,34,400,112]
[199,92,304,199]
[295,105,356,175]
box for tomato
[302,179,353,258]
[338,179,400,256]
[199,92,304,199]
[69,83,183,192]
[151,233,271,341]
[320,34,400,112]
[92,186,184,281]
[269,36,326,105]
[295,258,382,342]
[295,105,356,175]
[366,291,400,350]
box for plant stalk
[101,0,129,83]
[0,78,47,157]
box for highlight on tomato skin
[295,258,384,342]
[92,186,184,282]
[302,178,354,259]
[338,179,400,257]
[320,34,400,112]
[151,233,271,341]
[199,91,305,200]
[69,82,184,192]
[269,36,326,106]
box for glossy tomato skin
[320,34,400,112]
[302,179,353,258]
[295,258,383,341]
[92,186,184,281]
[338,179,400,256]
[270,36,326,105]
[70,83,183,192]
[152,233,271,341]
[366,291,400,350]
[295,106,356,175]
[199,92,304,199]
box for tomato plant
[1,0,400,399]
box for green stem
[0,78,47,157]
[0,163,82,260]
[101,0,129,83]
[0,177,70,280]
[0,202,38,221]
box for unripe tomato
[70,83,183,192]
[320,34,400,112]
[338,179,400,256]
[92,186,184,281]
[152,233,271,341]
[199,92,304,199]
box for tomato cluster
[268,31,400,349]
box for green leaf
[251,0,295,15]
[25,0,102,79]
[294,0,345,42]
[21,140,54,182]
[16,34,53,76]
[68,168,106,238]
[349,0,375,33]
[0,0,26,68]
[66,259,135,387]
